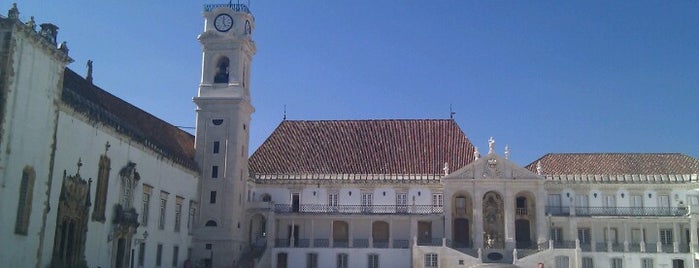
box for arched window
[205,220,218,227]
[333,221,349,247]
[214,57,230,83]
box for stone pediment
[445,153,541,180]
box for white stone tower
[193,3,255,267]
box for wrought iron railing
[314,239,329,248]
[353,239,369,248]
[546,206,688,216]
[274,204,443,215]
[393,239,410,248]
[204,3,251,13]
[374,240,389,248]
[553,240,576,249]
[417,238,442,246]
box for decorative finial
[104,141,110,154]
[449,104,456,119]
[474,147,480,161]
[26,16,36,31]
[86,60,93,84]
[536,161,542,175]
[77,158,83,174]
[442,162,450,175]
[504,145,510,159]
[283,105,287,120]
[488,137,495,154]
[8,3,19,20]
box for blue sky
[11,1,698,165]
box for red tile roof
[62,68,197,170]
[526,153,699,175]
[249,119,475,176]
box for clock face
[214,14,233,32]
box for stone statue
[442,162,449,175]
[488,137,495,154]
[504,145,510,159]
[86,60,93,83]
[474,147,480,161]
[536,161,542,175]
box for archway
[514,191,537,248]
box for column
[473,188,484,249]
[606,222,612,252]
[640,223,646,252]
[536,188,548,245]
[329,220,334,248]
[310,219,315,247]
[623,222,629,252]
[656,223,662,253]
[673,222,679,253]
[504,187,515,250]
[389,218,394,248]
[690,217,697,252]
[590,222,597,252]
[290,219,295,248]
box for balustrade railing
[393,239,410,248]
[417,238,442,246]
[274,204,443,215]
[516,208,528,216]
[353,239,369,248]
[546,206,688,216]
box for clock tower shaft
[192,3,255,267]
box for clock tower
[193,3,255,267]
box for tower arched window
[213,57,230,84]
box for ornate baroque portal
[482,191,504,249]
[110,162,140,268]
[51,164,91,268]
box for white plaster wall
[0,29,67,267]
[49,111,199,268]
[271,248,410,268]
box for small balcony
[274,204,443,215]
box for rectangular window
[550,227,563,242]
[604,194,617,214]
[548,194,562,214]
[555,256,569,268]
[397,193,408,213]
[659,195,671,215]
[211,166,219,178]
[362,193,373,213]
[582,257,593,268]
[142,185,152,226]
[210,191,217,204]
[432,194,443,207]
[660,228,673,245]
[15,168,35,235]
[604,228,618,243]
[92,156,110,222]
[138,242,146,266]
[213,141,220,154]
[277,253,288,268]
[610,258,622,268]
[188,201,197,233]
[577,228,591,244]
[424,253,438,268]
[328,193,338,207]
[172,246,179,267]
[576,194,589,215]
[337,253,348,268]
[368,254,379,268]
[156,244,163,267]
[159,192,168,230]
[174,197,184,232]
[306,253,318,268]
[642,258,653,268]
